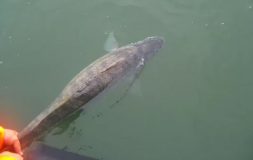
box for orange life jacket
[0,126,4,150]
[0,155,16,160]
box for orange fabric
[0,155,16,160]
[0,127,4,150]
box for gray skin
[18,36,164,149]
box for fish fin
[104,32,119,52]
[51,109,83,136]
[129,78,143,97]
[108,72,142,108]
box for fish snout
[135,36,164,60]
[146,36,164,52]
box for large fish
[18,36,164,149]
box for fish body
[19,37,164,148]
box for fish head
[133,36,164,61]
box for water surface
[0,0,253,159]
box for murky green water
[1,0,253,159]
